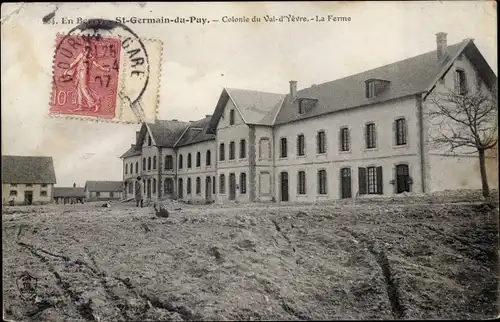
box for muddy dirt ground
[2,193,499,321]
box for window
[187,153,192,168]
[219,174,225,194]
[365,123,377,149]
[240,173,247,194]
[152,179,156,194]
[129,183,133,193]
[455,69,467,95]
[206,150,211,166]
[143,180,146,193]
[164,178,174,194]
[165,155,173,170]
[317,170,327,195]
[26,184,32,187]
[10,190,17,196]
[196,152,201,167]
[395,118,407,146]
[298,100,306,115]
[110,192,114,198]
[125,164,128,174]
[239,139,246,159]
[280,138,287,158]
[143,158,146,170]
[178,155,183,169]
[219,143,225,161]
[96,192,101,198]
[135,162,138,173]
[229,141,235,160]
[367,167,377,194]
[213,176,216,193]
[153,156,157,170]
[366,81,375,98]
[340,127,350,152]
[147,135,152,146]
[10,184,17,187]
[229,109,235,125]
[146,157,151,170]
[196,177,201,194]
[187,178,192,194]
[41,183,48,188]
[317,131,326,154]
[297,171,306,195]
[358,166,383,195]
[297,134,305,156]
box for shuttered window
[219,174,225,194]
[317,131,326,154]
[229,141,236,160]
[395,118,407,146]
[240,173,247,194]
[239,140,246,159]
[280,138,287,158]
[339,127,350,151]
[358,166,383,195]
[365,123,377,149]
[297,171,306,195]
[196,152,201,167]
[297,135,305,156]
[317,170,327,195]
[196,177,201,194]
[219,143,225,161]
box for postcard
[1,2,498,321]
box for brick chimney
[436,32,448,61]
[289,80,297,100]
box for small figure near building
[135,177,144,208]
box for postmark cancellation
[49,32,162,123]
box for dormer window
[147,135,152,146]
[365,79,390,99]
[297,98,317,115]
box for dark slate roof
[207,88,285,132]
[84,181,123,192]
[226,88,285,125]
[140,120,190,148]
[54,187,86,198]
[120,145,141,159]
[274,40,470,124]
[175,116,216,147]
[1,155,57,184]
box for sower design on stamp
[50,35,122,119]
[49,19,162,123]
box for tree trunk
[478,149,490,198]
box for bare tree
[427,85,498,197]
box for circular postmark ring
[52,19,150,120]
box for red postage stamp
[50,35,122,119]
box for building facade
[2,155,57,205]
[84,181,124,201]
[121,33,498,203]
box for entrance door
[341,168,352,198]
[396,164,410,193]
[229,173,236,200]
[24,191,33,205]
[147,179,151,199]
[178,178,183,199]
[205,176,212,202]
[280,172,289,202]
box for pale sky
[1,1,497,187]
